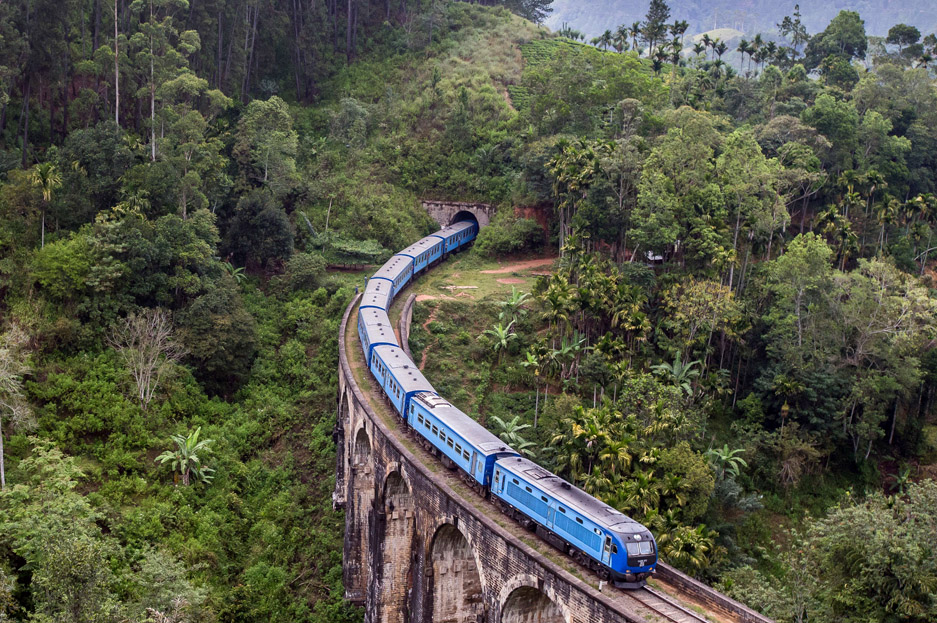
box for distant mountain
[546,0,937,39]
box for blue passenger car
[407,392,518,487]
[398,235,445,276]
[361,278,392,311]
[491,457,657,587]
[370,255,414,300]
[369,345,435,416]
[358,307,398,361]
[435,221,477,255]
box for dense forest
[0,0,936,621]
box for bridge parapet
[336,292,774,623]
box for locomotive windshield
[625,541,655,556]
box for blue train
[355,217,657,588]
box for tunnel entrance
[501,586,565,623]
[450,210,480,229]
[379,471,415,623]
[428,523,484,623]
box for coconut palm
[481,320,517,365]
[599,29,613,51]
[28,162,62,248]
[155,427,215,486]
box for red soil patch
[480,258,556,274]
[497,277,525,284]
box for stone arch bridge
[334,294,773,623]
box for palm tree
[614,25,630,53]
[715,41,728,61]
[155,427,215,486]
[919,52,934,69]
[736,40,750,74]
[693,42,706,57]
[629,22,642,54]
[490,415,536,458]
[599,29,613,51]
[521,344,549,427]
[482,320,517,365]
[28,162,62,248]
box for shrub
[473,212,544,257]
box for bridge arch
[498,575,569,623]
[353,426,371,465]
[378,470,416,623]
[426,522,485,623]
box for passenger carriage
[358,307,398,361]
[368,345,435,416]
[407,392,518,489]
[491,456,657,587]
[398,235,445,276]
[435,221,478,255]
[361,278,393,311]
[370,254,414,300]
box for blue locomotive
[354,217,657,588]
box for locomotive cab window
[626,541,654,556]
[611,545,618,554]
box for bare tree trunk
[21,77,30,168]
[0,419,5,490]
[114,0,119,127]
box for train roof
[371,255,412,283]
[398,236,443,259]
[360,307,391,326]
[361,280,392,309]
[435,221,475,238]
[362,314,397,348]
[372,345,435,395]
[498,456,644,533]
[412,393,516,455]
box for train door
[470,452,478,481]
[546,505,555,530]
[601,535,612,565]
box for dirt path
[479,257,556,274]
[418,304,442,370]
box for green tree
[641,0,670,56]
[224,191,294,269]
[28,161,62,249]
[804,11,868,69]
[886,24,921,55]
[155,426,215,485]
[233,96,299,199]
[0,325,34,490]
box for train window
[463,450,470,460]
[558,506,566,513]
[432,425,438,435]
[454,444,462,454]
[512,479,519,485]
[494,472,500,483]
[424,419,431,430]
[417,414,424,424]
[576,517,584,524]
[626,541,654,556]
[447,439,454,448]
[541,496,548,503]
[525,486,532,493]
[611,545,618,554]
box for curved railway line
[338,221,775,623]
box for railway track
[632,586,712,623]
